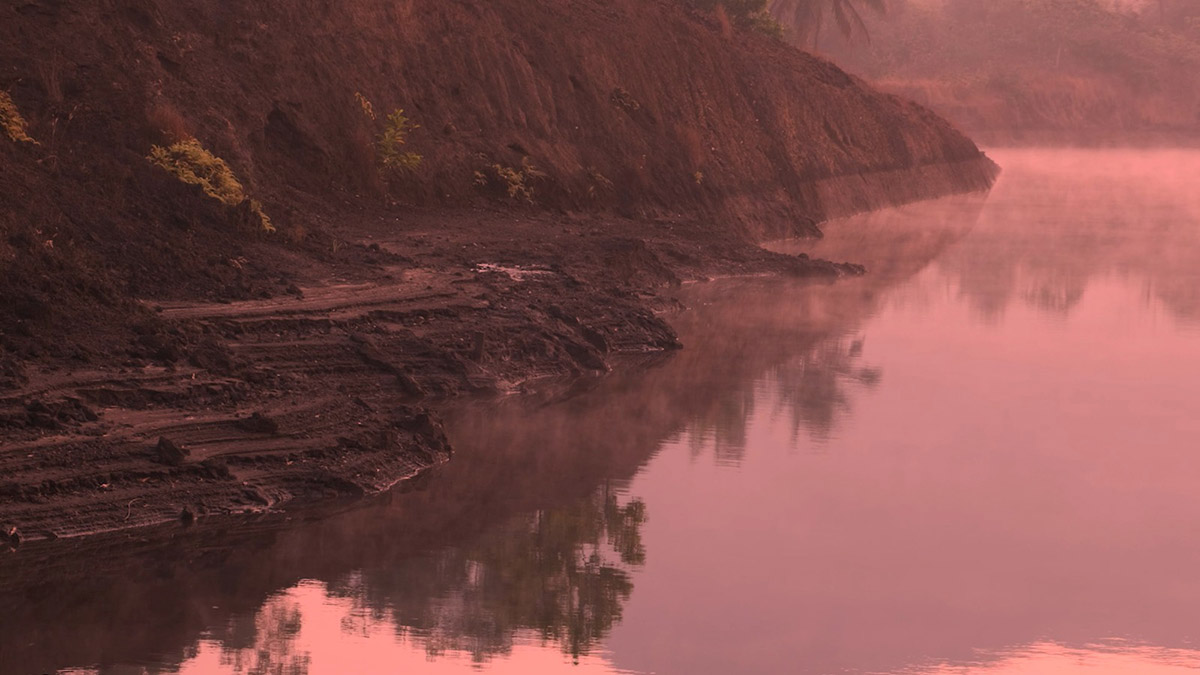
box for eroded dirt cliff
[0,0,997,541]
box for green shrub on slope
[1,92,36,144]
[148,138,274,232]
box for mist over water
[14,148,1200,674]
[813,0,1200,145]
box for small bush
[1,92,36,144]
[248,200,274,233]
[746,12,785,39]
[378,108,423,174]
[148,138,244,204]
[148,138,274,232]
[477,158,546,203]
[610,87,641,112]
[687,0,766,20]
[686,0,783,39]
[355,95,424,182]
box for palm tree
[769,0,887,49]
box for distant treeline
[813,0,1200,142]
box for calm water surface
[9,149,1200,674]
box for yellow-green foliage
[148,138,245,205]
[486,158,547,203]
[148,138,274,232]
[378,109,422,173]
[249,199,274,233]
[746,12,785,39]
[355,92,376,121]
[686,0,783,39]
[1,92,36,144]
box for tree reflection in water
[402,488,646,662]
[683,332,884,460]
[935,149,1200,324]
[206,487,647,671]
[766,335,883,444]
[217,598,309,675]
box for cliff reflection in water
[0,189,963,675]
[201,488,646,673]
[13,149,1200,675]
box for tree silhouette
[770,0,887,48]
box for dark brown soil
[0,205,870,541]
[0,0,998,542]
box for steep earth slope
[0,0,997,541]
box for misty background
[776,0,1200,143]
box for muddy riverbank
[0,205,887,543]
[0,193,980,675]
[0,0,999,543]
[5,150,1186,675]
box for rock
[24,398,98,427]
[241,486,270,506]
[396,410,443,438]
[469,331,486,361]
[24,400,49,415]
[395,371,426,400]
[26,412,61,430]
[136,332,182,362]
[180,506,195,526]
[350,335,426,400]
[563,339,608,372]
[581,326,609,354]
[155,436,189,466]
[188,338,236,373]
[236,412,279,435]
[200,457,232,480]
[546,304,580,327]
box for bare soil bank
[0,0,997,543]
[2,204,879,541]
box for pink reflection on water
[604,149,1200,674]
[910,641,1200,674]
[175,581,636,675]
[55,148,1200,675]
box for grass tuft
[1,92,37,144]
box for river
[6,148,1200,674]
